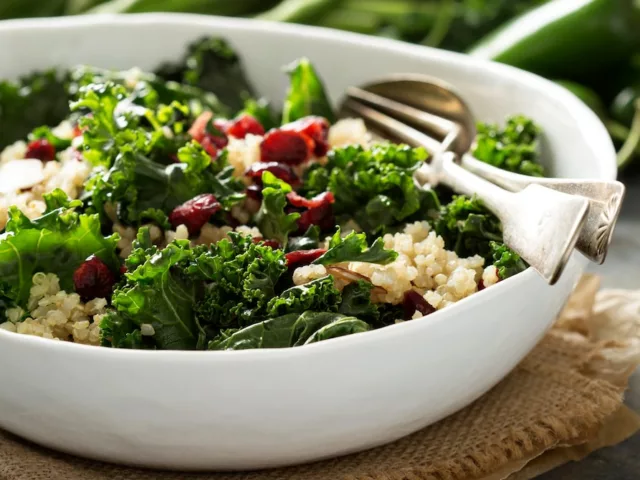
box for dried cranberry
[260,129,314,165]
[281,116,330,157]
[286,191,335,233]
[72,124,83,138]
[25,139,56,162]
[245,184,263,202]
[478,279,485,291]
[297,202,335,232]
[169,194,221,235]
[253,237,281,249]
[73,256,117,302]
[285,248,327,270]
[402,290,435,320]
[226,114,265,139]
[199,136,219,159]
[119,265,128,275]
[245,162,300,186]
[287,191,334,209]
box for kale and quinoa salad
[0,37,541,350]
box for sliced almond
[0,159,45,193]
[326,266,388,296]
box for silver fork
[340,96,590,285]
[344,76,625,264]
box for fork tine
[346,87,458,142]
[342,98,445,154]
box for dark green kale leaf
[287,225,321,252]
[110,240,201,350]
[189,233,287,330]
[282,58,335,124]
[303,143,429,234]
[88,141,245,226]
[0,189,119,313]
[473,115,544,177]
[338,281,380,324]
[208,311,370,350]
[99,312,146,349]
[304,316,370,344]
[255,172,300,247]
[434,195,503,260]
[0,70,69,149]
[208,313,300,350]
[489,241,527,279]
[266,275,341,317]
[155,37,255,112]
[313,229,398,265]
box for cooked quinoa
[0,36,537,350]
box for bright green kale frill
[303,143,435,234]
[313,229,398,265]
[473,115,544,177]
[0,190,119,315]
[254,172,300,247]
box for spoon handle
[460,154,625,264]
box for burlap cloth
[1,274,639,480]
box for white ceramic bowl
[0,13,616,471]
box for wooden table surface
[540,171,640,479]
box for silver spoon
[340,94,589,285]
[344,74,625,265]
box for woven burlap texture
[0,275,635,480]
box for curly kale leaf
[303,144,432,234]
[282,58,335,124]
[89,141,245,226]
[99,312,146,349]
[189,233,287,330]
[434,195,503,260]
[490,241,527,279]
[208,311,369,350]
[314,229,398,265]
[473,115,544,177]
[0,189,119,313]
[110,240,201,350]
[68,65,227,117]
[155,37,255,112]
[255,172,300,247]
[0,69,69,149]
[338,281,380,324]
[267,275,341,317]
[29,125,72,151]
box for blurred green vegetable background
[1,0,639,171]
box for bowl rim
[0,12,616,359]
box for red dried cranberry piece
[285,248,327,270]
[25,139,56,162]
[199,136,219,159]
[168,194,221,235]
[297,202,335,233]
[119,265,128,275]
[478,279,485,291]
[281,116,330,157]
[73,255,117,302]
[402,290,435,320]
[245,184,263,202]
[287,191,335,209]
[286,191,335,233]
[226,114,265,139]
[252,237,281,249]
[260,129,313,165]
[245,162,300,186]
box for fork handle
[460,154,625,264]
